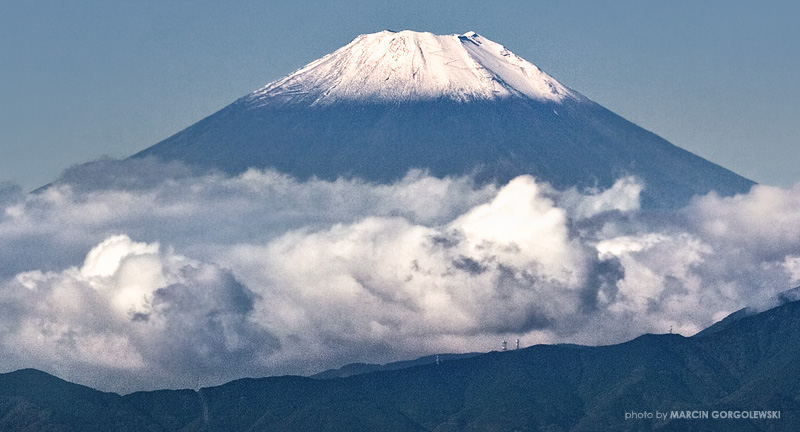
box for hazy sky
[2,0,798,190]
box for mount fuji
[134,30,754,208]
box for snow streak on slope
[249,30,579,106]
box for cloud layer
[1,158,798,392]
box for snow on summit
[249,30,579,105]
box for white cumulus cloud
[0,158,798,393]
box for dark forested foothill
[3,300,799,431]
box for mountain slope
[132,30,754,209]
[695,286,800,337]
[0,369,161,432]
[4,299,799,431]
[310,352,482,379]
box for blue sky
[2,0,798,190]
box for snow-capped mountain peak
[136,29,755,209]
[248,30,579,106]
